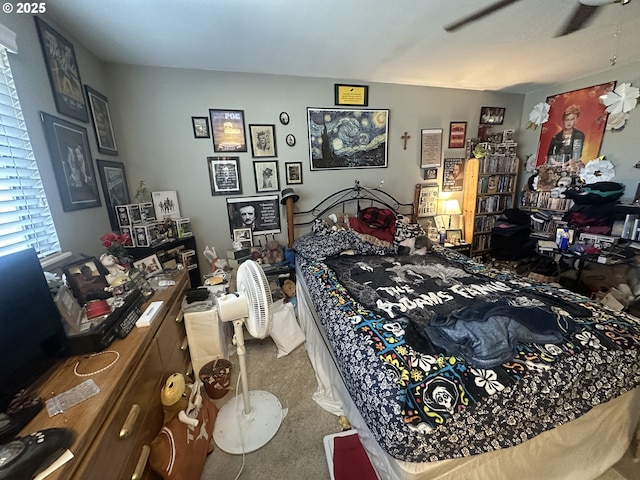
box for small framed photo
[423,168,438,181]
[249,124,277,158]
[133,254,163,277]
[63,257,111,306]
[448,122,467,149]
[233,228,253,249]
[253,160,279,192]
[209,109,247,152]
[434,215,446,231]
[192,116,210,138]
[446,228,463,244]
[207,156,242,195]
[479,107,505,125]
[285,162,303,185]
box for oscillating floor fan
[213,260,283,454]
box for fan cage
[237,260,273,338]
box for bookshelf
[519,190,574,240]
[463,153,520,256]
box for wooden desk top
[18,270,188,479]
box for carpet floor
[200,338,639,480]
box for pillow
[270,300,305,358]
[394,215,426,246]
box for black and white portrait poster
[226,195,281,237]
[442,158,465,192]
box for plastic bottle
[439,230,446,245]
[559,227,570,251]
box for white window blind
[0,45,60,258]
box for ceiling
[45,0,640,95]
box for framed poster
[34,17,88,122]
[152,190,181,219]
[307,108,389,170]
[207,157,242,196]
[414,184,439,218]
[249,124,277,158]
[41,112,101,211]
[226,195,281,236]
[479,107,505,125]
[334,84,369,106]
[285,162,303,185]
[253,160,279,192]
[97,160,131,231]
[85,85,118,155]
[442,158,465,192]
[420,128,443,168]
[448,122,467,149]
[192,116,210,138]
[209,109,247,152]
[535,82,615,169]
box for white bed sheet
[296,268,640,480]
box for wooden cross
[401,131,411,150]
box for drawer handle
[175,311,184,323]
[120,404,141,439]
[180,337,189,351]
[131,444,150,480]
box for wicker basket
[199,359,232,399]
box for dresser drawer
[73,341,165,479]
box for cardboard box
[227,248,251,260]
[139,202,156,222]
[116,204,142,227]
[175,217,193,238]
[179,249,197,270]
[132,222,161,248]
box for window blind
[0,45,60,258]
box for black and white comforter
[294,229,640,463]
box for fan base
[213,390,283,454]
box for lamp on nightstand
[442,199,461,229]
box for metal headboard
[293,180,414,226]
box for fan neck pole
[233,319,252,415]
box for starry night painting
[307,108,389,170]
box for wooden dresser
[19,269,191,480]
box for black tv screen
[0,248,70,411]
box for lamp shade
[442,199,461,216]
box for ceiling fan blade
[444,0,521,32]
[555,3,600,37]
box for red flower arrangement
[100,232,132,259]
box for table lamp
[442,199,461,229]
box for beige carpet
[200,338,639,480]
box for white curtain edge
[0,22,17,53]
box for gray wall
[105,65,523,272]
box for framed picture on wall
[85,85,118,155]
[41,112,101,211]
[448,122,467,149]
[226,195,281,237]
[479,107,505,125]
[285,162,303,185]
[420,128,443,168]
[253,160,279,192]
[307,108,389,170]
[192,116,210,138]
[34,17,88,122]
[97,159,131,231]
[535,82,615,169]
[249,124,277,158]
[207,156,242,196]
[209,109,247,153]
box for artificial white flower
[600,82,639,114]
[605,111,629,131]
[527,102,550,130]
[579,157,615,183]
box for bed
[288,182,640,480]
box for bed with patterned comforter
[293,225,640,464]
